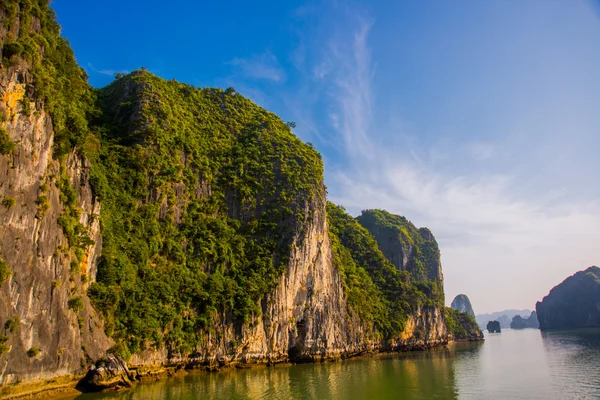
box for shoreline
[0,338,484,400]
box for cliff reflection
[73,348,463,400]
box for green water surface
[68,328,600,399]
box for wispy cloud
[212,1,600,313]
[466,142,496,160]
[299,6,600,313]
[87,63,129,77]
[328,20,375,159]
[228,51,286,82]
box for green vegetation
[0,335,9,355]
[35,194,49,217]
[327,203,433,337]
[86,71,323,355]
[1,0,96,156]
[0,258,12,284]
[444,307,480,340]
[357,209,444,306]
[329,230,387,337]
[0,0,454,356]
[26,346,40,358]
[4,316,20,333]
[1,197,15,209]
[0,128,15,155]
[19,95,31,116]
[68,296,84,313]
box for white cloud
[466,142,496,160]
[87,63,129,77]
[312,10,600,314]
[214,0,600,314]
[228,51,286,82]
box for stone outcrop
[536,266,600,330]
[451,294,475,316]
[76,354,132,392]
[486,320,501,333]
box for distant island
[536,266,600,330]
[476,309,531,330]
[510,311,539,329]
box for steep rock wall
[0,67,110,385]
[129,189,377,368]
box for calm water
[69,329,600,400]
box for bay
[68,328,600,399]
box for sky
[52,0,600,314]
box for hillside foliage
[1,0,96,156]
[327,203,435,337]
[444,307,480,339]
[357,209,444,307]
[86,71,323,355]
[0,0,463,357]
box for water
[68,329,600,400]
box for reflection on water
[541,328,600,399]
[70,329,600,400]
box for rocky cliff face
[536,266,600,330]
[0,67,110,384]
[451,294,475,316]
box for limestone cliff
[353,209,448,343]
[0,54,110,385]
[0,1,457,391]
[451,294,475,316]
[536,266,600,330]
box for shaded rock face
[451,294,475,316]
[536,266,600,330]
[486,321,501,333]
[0,65,111,383]
[510,312,539,329]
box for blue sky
[53,0,600,314]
